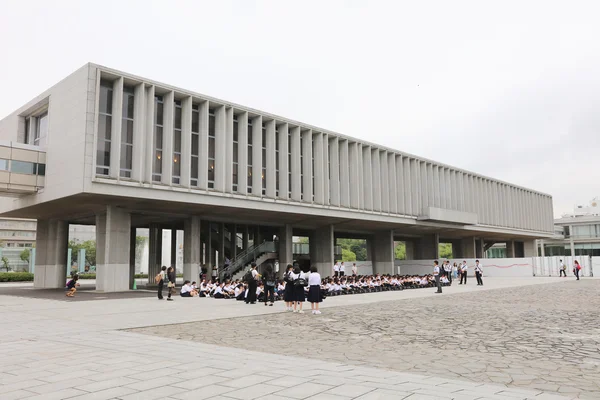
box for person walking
[262,263,276,306]
[283,264,295,311]
[339,262,345,277]
[157,266,167,300]
[166,266,176,301]
[245,263,258,304]
[475,260,483,286]
[573,260,581,280]
[433,260,442,294]
[444,261,452,284]
[290,265,307,313]
[460,261,468,285]
[307,266,322,314]
[559,259,567,277]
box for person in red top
[573,260,581,281]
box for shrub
[0,272,34,282]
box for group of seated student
[178,273,450,300]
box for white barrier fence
[395,256,594,278]
[532,256,593,277]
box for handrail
[220,240,275,278]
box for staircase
[220,241,277,280]
[231,251,278,281]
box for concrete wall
[532,256,592,277]
[395,258,535,277]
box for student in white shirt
[333,262,340,277]
[460,261,468,285]
[433,260,442,294]
[157,266,167,300]
[307,266,323,314]
[289,265,306,313]
[443,261,452,284]
[559,259,566,277]
[351,263,358,276]
[339,262,345,277]
[180,280,194,297]
[475,260,483,286]
[213,283,225,299]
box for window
[11,161,36,174]
[35,112,48,147]
[300,134,304,200]
[36,163,46,176]
[153,96,164,182]
[275,126,279,197]
[262,123,266,196]
[96,80,113,175]
[233,115,238,192]
[0,159,8,171]
[248,119,253,194]
[191,104,199,187]
[288,132,291,199]
[120,86,134,178]
[208,108,215,189]
[172,100,182,184]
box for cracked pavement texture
[130,280,600,399]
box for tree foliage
[1,256,9,272]
[439,243,453,259]
[341,248,357,262]
[337,239,367,262]
[69,240,96,267]
[20,249,30,263]
[394,242,406,260]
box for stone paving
[131,280,600,399]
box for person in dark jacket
[262,263,276,306]
[283,264,294,311]
[167,266,176,301]
[245,263,258,304]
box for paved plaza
[0,277,598,400]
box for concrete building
[0,63,554,291]
[537,198,600,257]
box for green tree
[135,236,147,264]
[337,239,368,261]
[69,240,96,267]
[439,243,453,259]
[1,256,9,272]
[394,242,406,260]
[20,249,30,263]
[341,248,357,262]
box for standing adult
[573,260,581,280]
[433,260,442,294]
[475,260,483,286]
[444,261,452,284]
[307,266,322,314]
[245,263,258,304]
[167,266,176,301]
[283,264,295,311]
[262,263,276,306]
[460,261,468,285]
[351,263,358,276]
[339,262,345,277]
[290,265,306,313]
[559,259,567,277]
[452,262,458,280]
[157,265,167,300]
[333,262,340,278]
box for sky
[0,0,598,217]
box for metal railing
[220,241,276,279]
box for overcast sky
[1,0,598,217]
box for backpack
[243,270,253,283]
[66,279,72,288]
[294,273,307,287]
[154,273,162,284]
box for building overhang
[417,207,478,225]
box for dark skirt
[307,285,322,303]
[284,282,295,302]
[294,284,305,302]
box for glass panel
[99,114,112,140]
[0,159,8,171]
[233,163,238,185]
[209,114,215,137]
[233,121,238,142]
[154,150,162,174]
[173,156,181,177]
[122,120,133,144]
[174,131,181,152]
[248,147,252,165]
[155,126,163,149]
[174,106,182,130]
[96,140,110,167]
[192,134,199,156]
[208,161,215,182]
[123,92,134,119]
[37,113,48,143]
[208,137,215,159]
[36,163,46,176]
[99,84,113,115]
[192,110,199,133]
[11,161,36,174]
[191,156,198,179]
[233,143,238,163]
[155,101,163,124]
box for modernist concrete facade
[0,63,554,291]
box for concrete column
[340,139,350,208]
[180,96,193,188]
[278,224,293,276]
[148,224,162,284]
[313,132,324,204]
[362,146,373,210]
[96,206,131,292]
[238,112,248,194]
[380,151,390,212]
[405,240,415,260]
[460,237,476,259]
[132,82,146,182]
[302,129,313,202]
[243,225,249,251]
[109,77,124,179]
[357,144,364,209]
[290,126,301,201]
[161,91,174,185]
[144,85,155,183]
[475,239,485,259]
[417,234,439,260]
[184,217,201,282]
[322,134,329,205]
[403,157,413,215]
[505,240,516,258]
[396,155,404,214]
[372,230,394,275]
[349,142,360,209]
[329,137,340,206]
[33,219,68,289]
[129,228,135,289]
[569,225,575,256]
[388,153,397,214]
[265,119,276,198]
[278,123,289,199]
[206,223,213,278]
[523,239,536,257]
[539,239,545,257]
[224,107,234,193]
[171,228,177,267]
[312,225,334,276]
[252,116,263,196]
[218,223,225,270]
